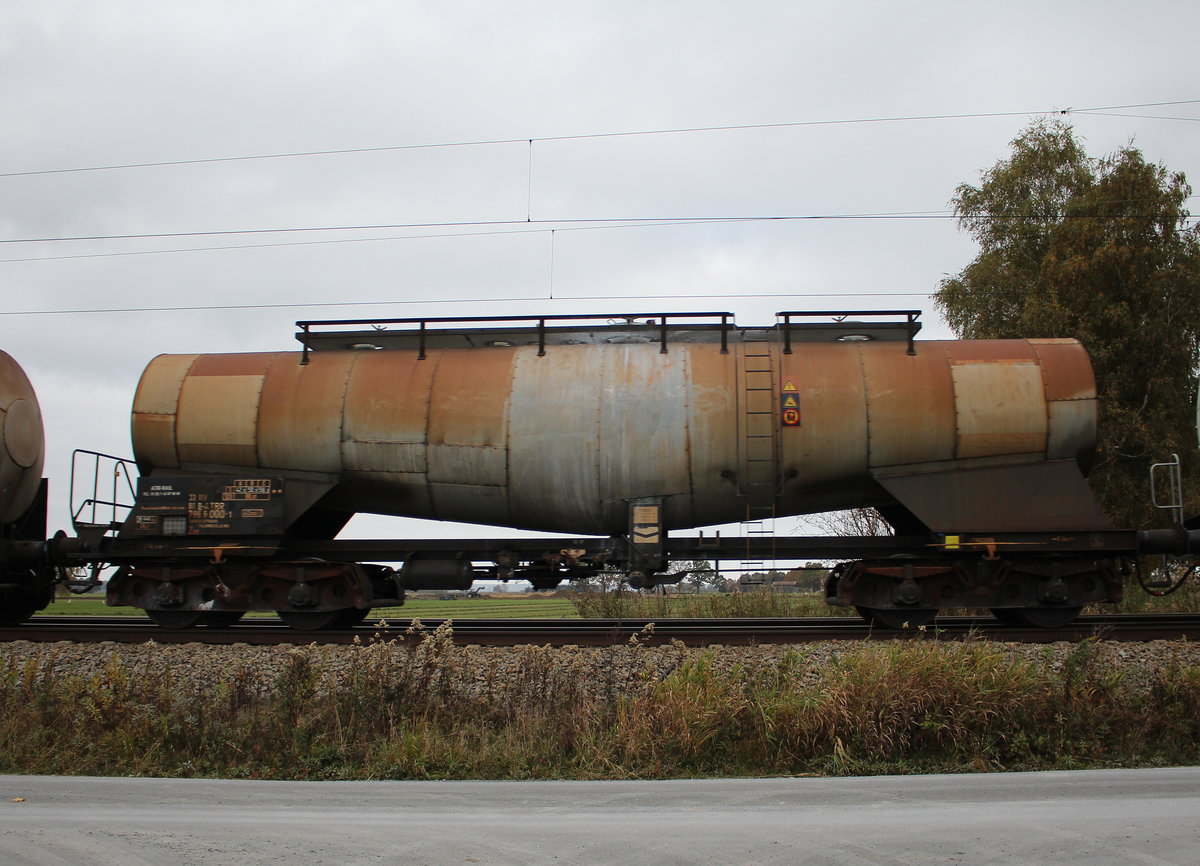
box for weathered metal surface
[130,353,198,471]
[427,347,514,525]
[778,343,868,503]
[0,350,45,524]
[874,460,1114,532]
[1029,338,1099,465]
[131,334,1101,536]
[682,342,740,528]
[174,353,273,468]
[951,360,1048,458]
[505,346,594,530]
[861,342,958,469]
[258,352,353,474]
[338,347,437,516]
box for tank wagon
[0,350,53,624]
[10,309,1200,630]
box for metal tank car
[0,349,53,624]
[80,309,1195,630]
[8,309,1200,630]
[129,313,1104,537]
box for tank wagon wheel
[854,606,937,630]
[0,569,54,625]
[198,611,245,627]
[331,607,371,628]
[146,610,203,629]
[277,608,369,631]
[0,597,44,626]
[991,607,1082,629]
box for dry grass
[2,628,1198,780]
[569,589,831,618]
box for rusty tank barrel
[0,349,45,526]
[130,321,1107,536]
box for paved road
[1,768,1197,864]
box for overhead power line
[0,218,785,264]
[2,100,1196,180]
[0,291,941,318]
[0,212,953,246]
[1071,111,1200,123]
[0,283,1170,319]
[3,202,1196,251]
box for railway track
[3,613,1200,646]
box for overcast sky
[3,0,1198,540]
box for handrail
[296,309,924,363]
[298,311,735,363]
[1150,453,1185,526]
[70,449,138,533]
[776,310,922,355]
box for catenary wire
[4,203,1197,248]
[0,212,954,247]
[1,100,1195,179]
[2,208,1195,264]
[0,219,805,264]
[0,288,1119,318]
[1070,111,1200,123]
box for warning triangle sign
[782,378,798,391]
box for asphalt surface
[1,768,1197,864]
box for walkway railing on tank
[297,309,925,362]
[776,310,922,355]
[70,449,138,535]
[296,311,737,362]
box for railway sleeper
[106,560,404,629]
[825,556,1122,629]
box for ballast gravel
[3,633,1199,700]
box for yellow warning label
[782,395,799,408]
[633,505,659,523]
[782,378,798,391]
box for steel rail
[5,614,1200,646]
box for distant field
[370,597,581,620]
[42,595,583,620]
[41,591,832,620]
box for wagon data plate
[125,475,286,537]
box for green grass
[42,592,824,620]
[46,578,1200,622]
[44,596,143,616]
[372,597,581,619]
[44,595,583,619]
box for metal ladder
[736,328,780,580]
